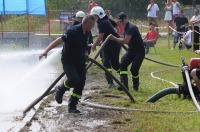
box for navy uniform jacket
[61,24,91,64]
[97,16,121,49]
[124,22,145,53]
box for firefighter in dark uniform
[90,6,121,88]
[39,15,96,113]
[110,12,145,91]
[68,11,93,59]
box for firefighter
[90,6,121,88]
[70,11,93,63]
[39,15,96,113]
[110,12,145,91]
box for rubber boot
[132,77,139,92]
[118,75,128,91]
[55,83,69,104]
[105,74,114,88]
[68,96,80,113]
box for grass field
[88,35,200,131]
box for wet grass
[88,35,200,131]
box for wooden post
[1,14,4,45]
[192,24,195,51]
[29,15,32,32]
[168,23,170,49]
[47,10,50,38]
[27,14,30,46]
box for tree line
[46,0,199,10]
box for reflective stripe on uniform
[120,71,128,75]
[132,75,139,78]
[72,92,81,99]
[107,68,112,72]
[64,81,70,89]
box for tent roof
[0,0,46,15]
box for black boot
[118,75,128,91]
[132,77,139,92]
[105,74,114,88]
[55,83,69,104]
[68,96,80,113]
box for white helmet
[76,11,86,18]
[90,6,105,19]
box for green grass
[88,35,200,131]
[0,15,47,32]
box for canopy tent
[0,0,46,15]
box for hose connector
[182,66,189,71]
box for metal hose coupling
[182,66,189,71]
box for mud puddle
[23,71,119,131]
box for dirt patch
[24,70,122,131]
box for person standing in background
[147,0,160,32]
[88,0,98,14]
[172,0,180,20]
[88,0,99,36]
[190,9,200,46]
[105,10,113,20]
[172,10,188,50]
[105,10,120,34]
[164,0,173,35]
[116,20,125,37]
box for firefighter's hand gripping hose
[86,34,111,71]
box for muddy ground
[23,69,124,132]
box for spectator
[88,0,99,36]
[180,26,192,50]
[88,0,98,14]
[105,10,120,34]
[116,20,125,37]
[164,0,173,34]
[171,10,188,50]
[143,23,158,54]
[172,0,180,20]
[147,0,160,32]
[105,10,113,20]
[190,9,200,46]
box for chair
[149,44,157,54]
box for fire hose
[24,36,183,115]
[23,35,135,114]
[183,66,200,111]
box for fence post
[1,14,4,45]
[48,10,50,38]
[192,24,194,51]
